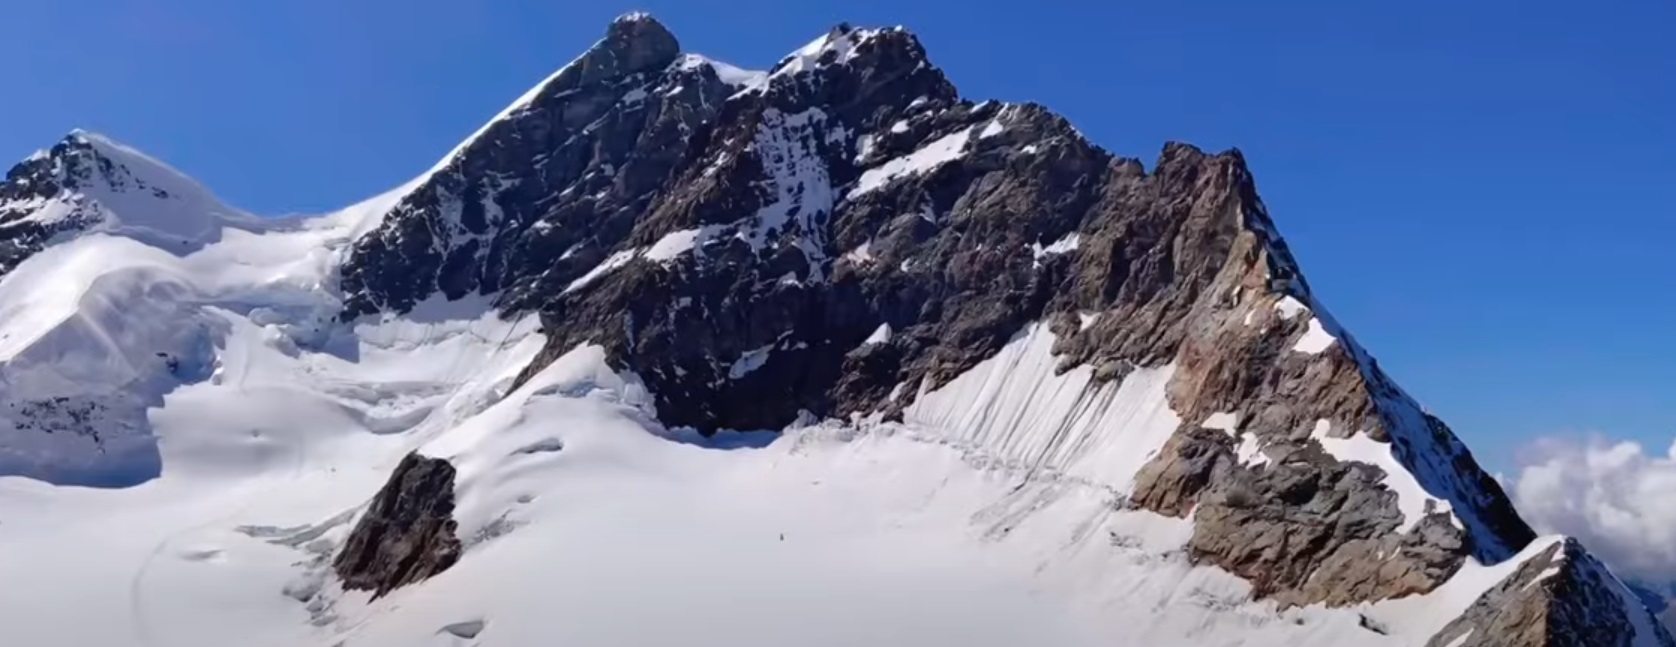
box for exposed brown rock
[333,452,462,598]
[1129,426,1237,517]
[1427,539,1675,647]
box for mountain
[0,12,1665,647]
[0,130,264,274]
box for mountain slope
[0,131,264,275]
[0,12,1665,647]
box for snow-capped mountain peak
[0,130,259,274]
[0,13,1667,647]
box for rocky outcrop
[326,12,1660,642]
[1133,425,1464,606]
[333,453,462,598]
[1428,539,1675,647]
[0,135,126,275]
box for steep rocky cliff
[329,14,1670,643]
[0,12,1665,647]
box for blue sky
[2,0,1672,473]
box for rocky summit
[0,12,1667,647]
[345,10,1556,616]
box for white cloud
[1510,434,1676,581]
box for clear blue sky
[3,0,1672,472]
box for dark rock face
[332,13,1659,639]
[1428,539,1675,647]
[340,13,718,317]
[0,135,130,276]
[333,453,462,598]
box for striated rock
[333,453,462,598]
[1428,539,1676,647]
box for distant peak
[602,10,677,54]
[611,10,655,25]
[61,129,123,152]
[549,11,680,91]
[49,130,173,176]
[764,23,934,84]
[10,129,249,221]
[676,53,767,89]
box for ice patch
[644,227,710,262]
[728,345,775,380]
[843,240,875,264]
[863,323,893,346]
[564,249,638,294]
[854,134,876,162]
[1294,318,1337,353]
[1202,412,1239,434]
[849,127,975,199]
[772,27,876,79]
[679,53,766,89]
[1236,433,1270,467]
[1030,233,1080,268]
[1275,296,1309,319]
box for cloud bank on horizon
[1512,434,1676,583]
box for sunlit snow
[849,127,975,199]
[0,27,1660,647]
[1294,317,1337,353]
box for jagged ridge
[329,14,1669,644]
[0,12,1667,646]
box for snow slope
[0,131,264,253]
[0,233,1575,646]
[0,200,1614,644]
